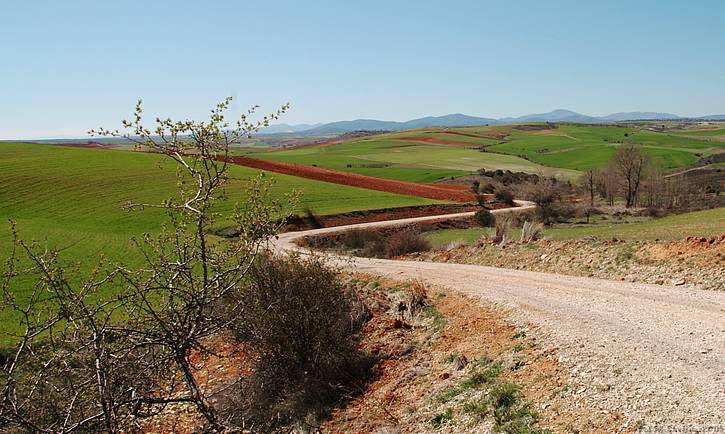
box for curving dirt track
[273,202,725,431]
[226,156,476,202]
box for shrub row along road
[273,202,725,430]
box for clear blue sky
[2,0,725,139]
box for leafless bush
[407,279,429,316]
[342,228,383,250]
[516,179,573,224]
[474,208,495,227]
[385,230,432,257]
[494,188,516,206]
[304,207,323,229]
[520,221,545,242]
[493,214,513,244]
[232,253,373,430]
[0,98,294,432]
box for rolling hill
[261,111,725,135]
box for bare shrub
[233,254,373,430]
[520,221,544,242]
[342,228,383,250]
[493,214,513,244]
[406,279,430,317]
[385,230,432,257]
[474,208,495,227]
[517,179,572,224]
[494,188,515,206]
[304,207,323,229]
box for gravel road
[273,202,725,431]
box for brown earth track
[225,156,477,202]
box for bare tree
[579,169,597,222]
[594,165,618,207]
[641,164,665,208]
[613,144,647,208]
[0,98,295,432]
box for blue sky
[2,0,725,139]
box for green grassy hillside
[0,142,439,270]
[481,124,723,171]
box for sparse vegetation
[432,356,546,433]
[431,409,453,428]
[436,359,503,403]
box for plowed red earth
[394,136,476,146]
[225,156,476,202]
[427,183,469,191]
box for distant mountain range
[260,109,725,135]
[257,123,323,134]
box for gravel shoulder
[273,204,725,431]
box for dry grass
[520,221,545,242]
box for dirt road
[273,202,725,431]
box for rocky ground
[323,276,622,433]
[408,235,725,291]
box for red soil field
[225,156,476,202]
[427,183,470,191]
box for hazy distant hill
[498,109,597,123]
[259,123,323,134]
[299,114,498,135]
[598,112,681,122]
[261,109,725,136]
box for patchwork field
[250,136,580,181]
[247,123,724,183]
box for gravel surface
[273,203,725,432]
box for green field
[422,207,725,246]
[250,137,580,181]
[482,124,724,171]
[0,142,441,275]
[669,127,725,138]
[246,123,724,184]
